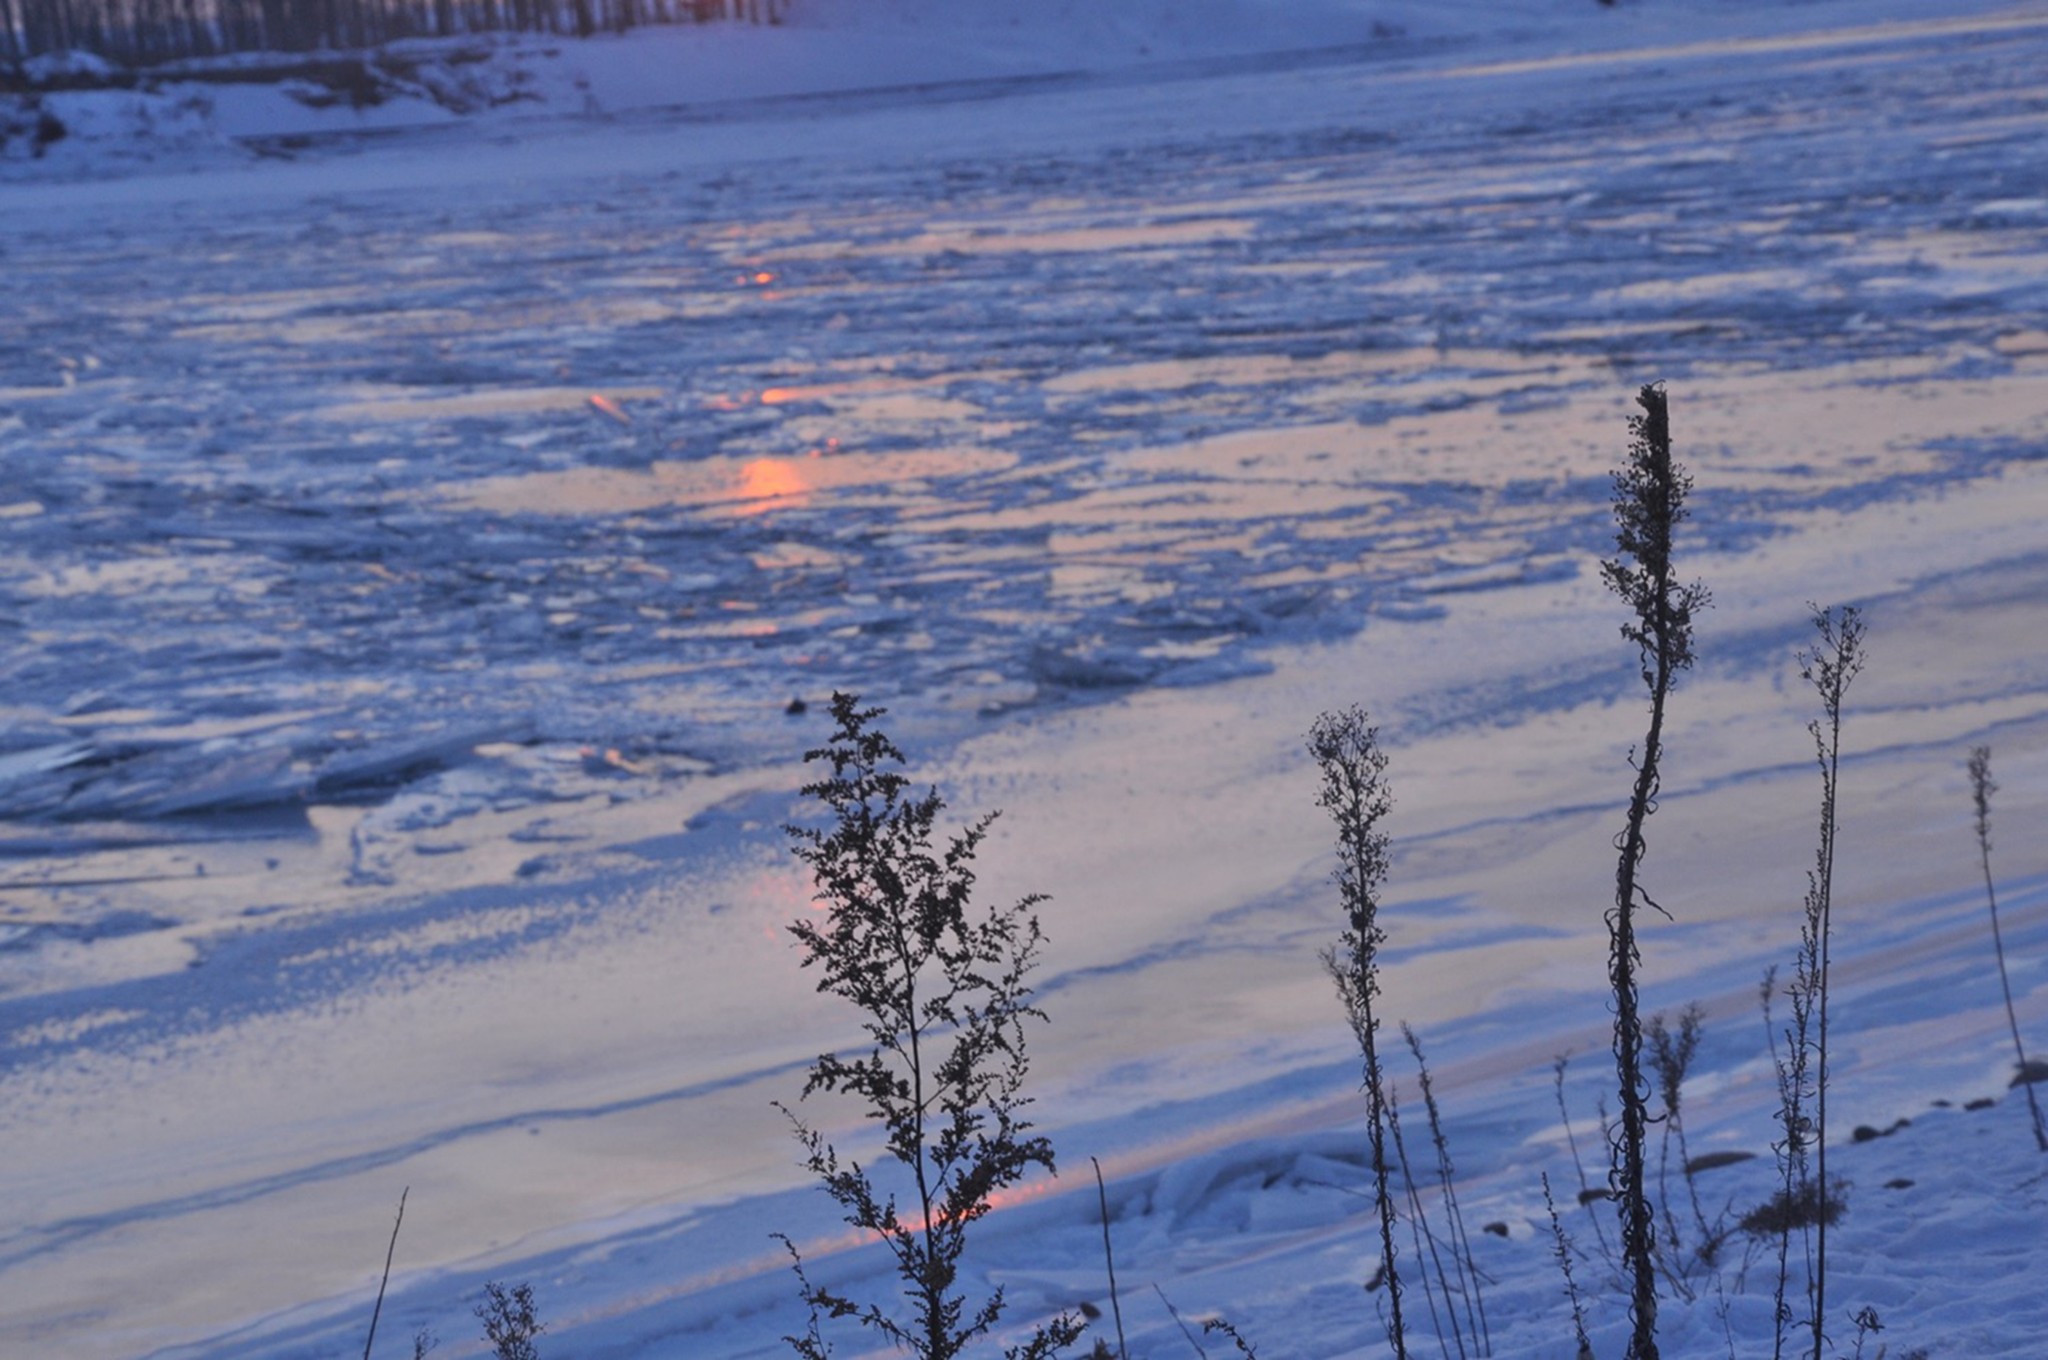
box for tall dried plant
[1800,604,1864,1354]
[1600,383,1709,1360]
[778,693,1082,1360]
[1310,705,1408,1359]
[1968,746,2048,1153]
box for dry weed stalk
[362,1187,408,1360]
[1800,604,1864,1356]
[1601,383,1709,1360]
[1311,704,1409,1359]
[1404,1025,1492,1358]
[1968,746,2048,1153]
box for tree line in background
[1,0,787,69]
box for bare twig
[1542,1173,1593,1360]
[1389,1087,1457,1360]
[1406,1024,1491,1357]
[1092,1158,1129,1360]
[1552,1054,1616,1270]
[1153,1286,1210,1360]
[364,1187,409,1360]
[1970,747,2048,1153]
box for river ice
[4,1,2047,1356]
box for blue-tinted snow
[3,2,2048,1357]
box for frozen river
[5,5,2048,1356]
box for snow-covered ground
[5,1,2048,1356]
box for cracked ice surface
[4,4,2048,1357]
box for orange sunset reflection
[734,457,811,511]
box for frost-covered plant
[779,693,1082,1360]
[1310,704,1408,1359]
[475,1281,543,1360]
[1967,746,2048,1153]
[1600,382,1709,1360]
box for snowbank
[9,0,2036,179]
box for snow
[4,0,2048,1356]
